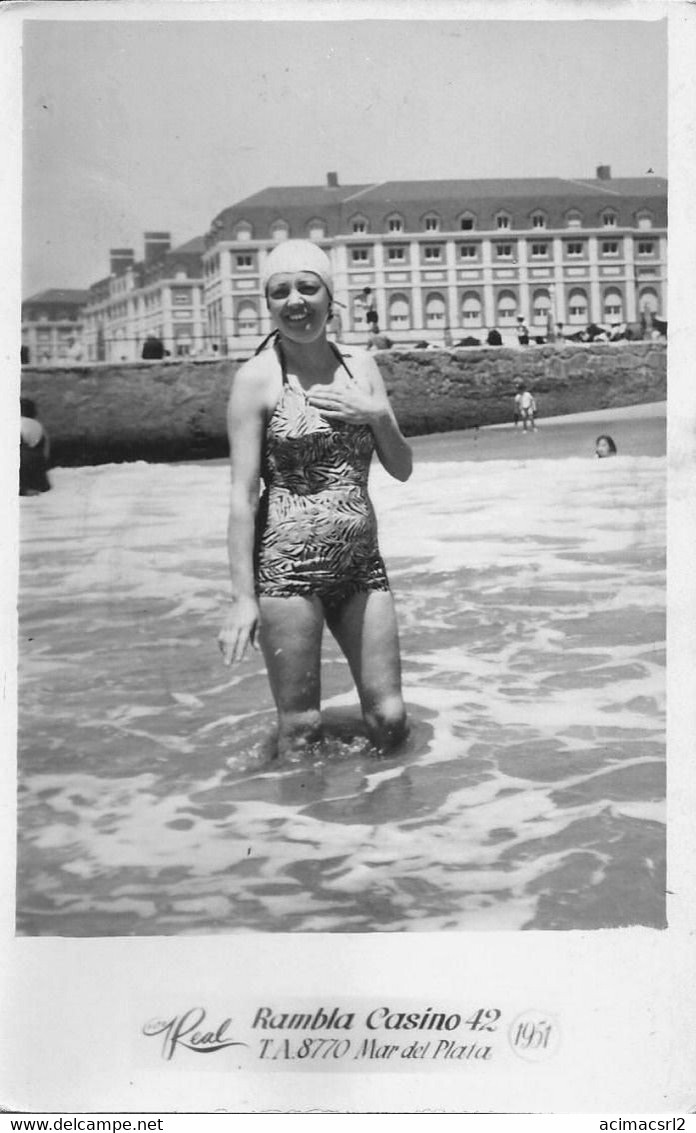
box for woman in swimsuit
[218,240,413,757]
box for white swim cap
[261,239,333,297]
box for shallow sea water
[17,445,665,934]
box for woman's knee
[364,693,408,750]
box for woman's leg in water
[326,589,408,754]
[258,595,325,755]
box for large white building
[81,234,208,362]
[203,167,667,352]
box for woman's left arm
[364,358,413,482]
[306,355,413,481]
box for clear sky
[22,15,668,297]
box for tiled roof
[23,288,91,306]
[210,175,667,240]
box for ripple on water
[17,454,665,934]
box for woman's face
[266,271,330,342]
[596,438,614,458]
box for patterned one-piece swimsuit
[254,342,390,609]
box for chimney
[596,165,611,181]
[327,171,339,188]
[144,231,172,266]
[109,248,135,275]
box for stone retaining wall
[21,341,666,465]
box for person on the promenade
[486,328,502,346]
[595,435,617,458]
[20,398,51,496]
[516,384,537,432]
[360,287,380,335]
[516,315,530,347]
[366,326,393,351]
[218,240,413,758]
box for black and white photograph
[2,0,695,1117]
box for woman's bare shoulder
[229,350,279,408]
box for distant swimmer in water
[595,435,617,458]
[217,240,413,758]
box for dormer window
[602,211,618,228]
[234,221,253,241]
[565,210,583,228]
[636,210,654,230]
[271,219,290,242]
[351,216,368,234]
[307,218,326,241]
[459,213,476,231]
[531,212,546,229]
[387,215,404,233]
[496,212,511,230]
[424,214,440,233]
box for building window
[351,247,370,264]
[172,289,189,305]
[351,217,368,234]
[532,289,552,326]
[352,295,366,327]
[601,241,619,257]
[566,241,584,257]
[459,244,477,260]
[423,245,443,262]
[424,215,440,232]
[308,219,326,241]
[271,220,290,242]
[425,292,446,328]
[568,288,588,324]
[565,210,583,228]
[461,292,482,327]
[636,211,654,230]
[387,215,404,233]
[637,240,655,256]
[497,290,517,325]
[459,213,476,231]
[531,242,549,258]
[235,222,253,241]
[236,254,254,269]
[388,294,411,329]
[236,302,259,335]
[531,212,546,229]
[601,211,617,228]
[496,213,511,230]
[603,288,623,323]
[495,243,513,260]
[639,287,659,315]
[387,246,406,263]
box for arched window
[388,293,411,330]
[307,218,326,241]
[423,213,440,233]
[601,210,618,228]
[234,221,253,241]
[236,302,259,335]
[350,215,369,234]
[497,290,517,326]
[635,210,654,230]
[386,214,404,233]
[531,211,547,229]
[495,211,512,230]
[270,219,290,242]
[425,292,446,328]
[568,288,588,325]
[565,209,583,228]
[638,288,659,315]
[458,211,477,231]
[461,292,483,327]
[603,288,623,324]
[532,289,552,326]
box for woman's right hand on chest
[217,597,260,665]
